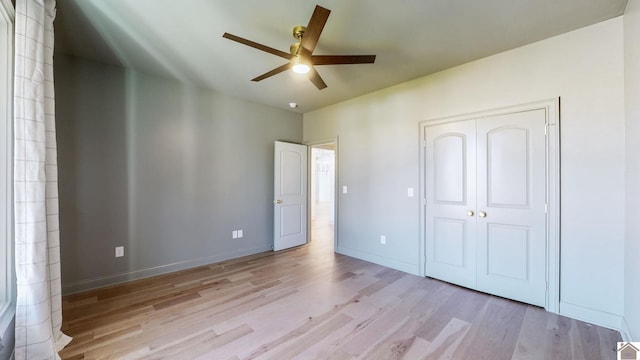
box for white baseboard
[336,245,420,276]
[560,301,625,333]
[62,245,272,295]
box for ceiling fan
[222,5,376,90]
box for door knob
[274,199,282,204]
[478,211,487,218]
[467,210,474,217]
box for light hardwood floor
[60,227,621,359]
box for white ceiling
[54,0,628,113]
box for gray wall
[55,54,302,293]
[625,0,640,341]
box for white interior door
[475,109,547,306]
[274,141,308,251]
[425,120,477,289]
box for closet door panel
[476,109,547,307]
[425,120,477,289]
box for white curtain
[13,0,71,359]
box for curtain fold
[13,0,71,358]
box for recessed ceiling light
[289,102,298,109]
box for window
[0,0,14,333]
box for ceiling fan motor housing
[292,25,306,40]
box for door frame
[305,138,339,251]
[419,99,560,313]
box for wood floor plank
[545,313,574,359]
[511,305,549,360]
[423,317,472,360]
[450,298,527,359]
[146,288,298,351]
[358,317,418,360]
[152,291,202,311]
[412,283,461,341]
[140,325,253,360]
[238,295,361,358]
[402,336,432,360]
[338,285,433,356]
[60,237,622,359]
[597,324,622,359]
[258,313,353,360]
[415,286,475,341]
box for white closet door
[425,120,477,289]
[424,109,547,307]
[475,109,547,306]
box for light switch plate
[232,230,238,239]
[380,235,386,245]
[115,246,124,257]
[238,230,243,238]
[343,186,348,194]
[408,187,414,197]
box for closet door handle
[467,210,474,217]
[478,211,487,218]
[274,199,282,204]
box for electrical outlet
[380,235,386,245]
[115,246,124,257]
[238,230,243,238]
[232,230,238,239]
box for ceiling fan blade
[223,33,292,60]
[300,5,330,57]
[251,63,292,82]
[308,67,327,90]
[311,55,376,65]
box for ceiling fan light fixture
[291,56,310,74]
[292,63,310,74]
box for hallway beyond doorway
[310,145,335,250]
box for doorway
[310,143,336,251]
